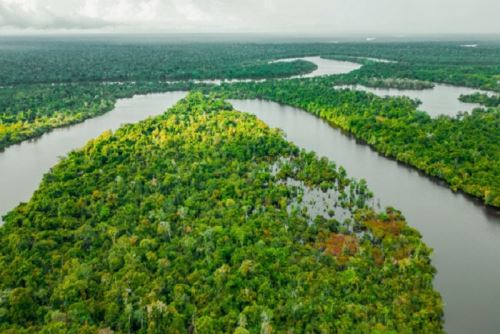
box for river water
[335,84,488,117]
[273,56,362,78]
[1,56,499,333]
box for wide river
[0,57,499,333]
[230,99,500,334]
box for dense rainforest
[1,39,499,209]
[0,38,499,212]
[2,39,500,150]
[322,42,500,92]
[0,93,443,333]
[214,78,500,207]
[1,37,499,90]
[0,82,203,150]
[0,39,323,85]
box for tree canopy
[0,93,443,333]
[215,77,500,207]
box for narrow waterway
[0,92,187,222]
[230,99,500,334]
[335,84,488,117]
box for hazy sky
[0,0,499,35]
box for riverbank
[216,78,500,208]
[230,98,500,334]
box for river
[0,56,357,219]
[335,84,489,117]
[0,92,187,223]
[272,56,362,78]
[230,99,500,334]
[1,56,499,333]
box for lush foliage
[459,92,500,107]
[0,40,325,150]
[2,38,500,91]
[0,84,113,150]
[2,39,500,150]
[0,82,204,150]
[335,77,435,90]
[0,93,443,333]
[216,78,500,207]
[0,39,321,85]
[322,42,500,92]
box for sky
[0,0,499,35]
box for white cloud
[0,0,499,34]
[79,0,160,23]
[0,0,107,29]
[171,0,208,22]
[0,0,163,30]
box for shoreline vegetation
[459,92,500,107]
[0,93,443,333]
[0,82,196,151]
[0,58,316,151]
[1,41,499,208]
[215,78,500,207]
[2,41,500,151]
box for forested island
[0,93,443,333]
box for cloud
[170,0,208,22]
[0,0,110,29]
[0,0,163,30]
[79,0,160,24]
[0,0,499,34]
